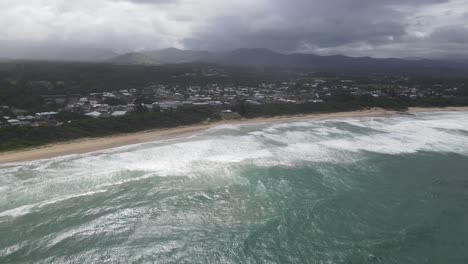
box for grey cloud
[430,25,468,44]
[108,0,179,4]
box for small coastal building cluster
[0,76,462,128]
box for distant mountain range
[1,45,467,75]
[135,48,468,75]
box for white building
[111,111,127,117]
[36,112,58,119]
[157,101,183,111]
[7,119,21,126]
[85,111,102,118]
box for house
[103,92,116,98]
[246,100,261,105]
[85,111,102,118]
[7,119,21,126]
[36,112,58,119]
[309,99,324,103]
[111,111,127,117]
[208,101,223,106]
[158,101,183,111]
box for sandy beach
[1,106,467,164]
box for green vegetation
[103,97,127,106]
[0,106,217,151]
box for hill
[109,52,160,65]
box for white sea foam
[206,124,243,132]
[0,189,108,218]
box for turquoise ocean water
[1,112,468,263]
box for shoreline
[1,106,467,164]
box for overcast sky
[1,0,468,58]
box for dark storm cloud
[183,0,453,54]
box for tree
[134,96,155,105]
[103,97,126,106]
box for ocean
[0,111,467,264]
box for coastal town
[0,73,464,128]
